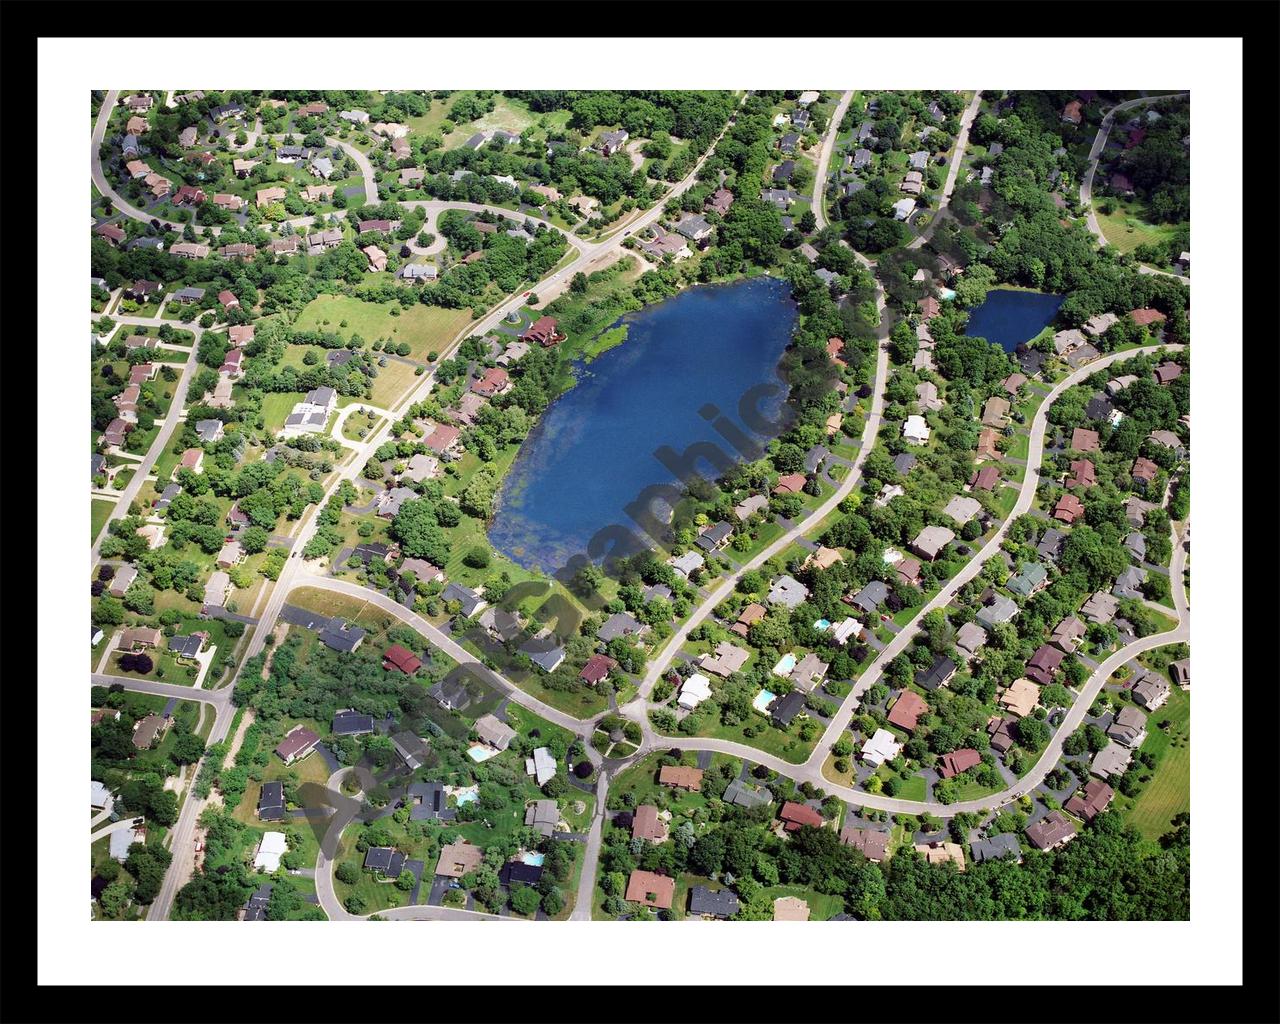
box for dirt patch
[572,800,586,816]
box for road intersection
[93,91,1189,921]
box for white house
[860,728,903,767]
[903,415,931,445]
[252,831,289,872]
[678,673,713,711]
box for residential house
[699,641,750,678]
[1065,779,1115,823]
[525,746,557,786]
[860,728,903,767]
[1131,672,1170,711]
[915,655,957,693]
[903,414,931,445]
[1108,706,1148,748]
[943,495,982,526]
[779,802,824,833]
[915,841,966,870]
[849,579,889,616]
[970,833,1023,864]
[955,621,988,660]
[1007,561,1049,599]
[767,690,806,728]
[625,870,674,911]
[886,689,928,732]
[910,525,955,561]
[1025,644,1064,686]
[1091,741,1133,780]
[767,575,810,609]
[631,805,667,843]
[773,896,811,921]
[274,725,320,765]
[677,673,713,711]
[998,678,1041,719]
[688,886,739,919]
[435,840,484,879]
[1080,590,1119,624]
[1053,494,1085,525]
[1026,810,1077,851]
[523,799,559,838]
[938,748,982,779]
[658,765,704,792]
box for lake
[963,289,1065,352]
[488,276,797,575]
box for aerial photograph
[87,86,1192,925]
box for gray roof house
[688,885,740,919]
[1006,561,1049,598]
[969,833,1022,864]
[597,611,647,643]
[850,579,889,615]
[767,575,810,609]
[442,582,486,617]
[976,594,1019,631]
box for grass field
[369,358,422,408]
[294,296,474,364]
[259,391,308,435]
[1125,687,1190,840]
[1094,199,1183,257]
[92,498,116,542]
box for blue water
[489,277,796,574]
[520,852,546,866]
[964,289,1064,353]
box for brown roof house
[1064,779,1115,822]
[1026,810,1077,850]
[274,725,320,765]
[631,805,668,843]
[658,765,704,792]
[625,870,675,911]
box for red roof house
[521,316,563,347]
[938,748,982,779]
[1053,493,1085,524]
[579,653,618,685]
[382,644,423,674]
[779,801,824,832]
[886,689,928,732]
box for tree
[336,861,360,885]
[240,526,269,555]
[395,870,416,892]
[509,884,542,916]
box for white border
[39,35,1241,987]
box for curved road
[1078,92,1190,283]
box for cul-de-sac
[89,88,1190,922]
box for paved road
[296,576,600,742]
[905,90,983,251]
[90,320,205,562]
[811,90,854,231]
[91,674,230,707]
[570,770,609,920]
[90,815,146,844]
[634,273,892,701]
[1078,92,1190,283]
[615,343,1187,815]
[92,90,185,230]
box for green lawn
[293,295,474,364]
[92,498,116,542]
[652,713,819,765]
[258,391,306,435]
[369,358,423,408]
[758,883,845,921]
[1094,199,1183,258]
[1124,687,1190,840]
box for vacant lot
[294,295,474,363]
[1125,687,1190,840]
[1094,199,1183,257]
[92,498,116,542]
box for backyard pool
[772,653,797,677]
[813,618,831,631]
[753,689,777,714]
[520,851,546,866]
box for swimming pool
[520,852,546,866]
[467,744,500,763]
[813,618,831,631]
[772,653,797,677]
[939,287,957,301]
[752,689,777,715]
[454,787,479,805]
